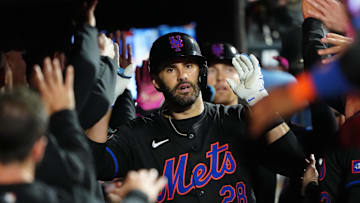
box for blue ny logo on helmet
[211,43,224,58]
[169,35,184,52]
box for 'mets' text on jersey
[90,103,297,203]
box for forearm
[265,122,290,144]
[71,24,100,112]
[110,89,136,129]
[86,109,112,143]
[49,110,92,154]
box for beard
[158,79,200,108]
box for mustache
[174,81,196,90]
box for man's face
[207,63,240,106]
[153,58,200,108]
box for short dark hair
[0,88,48,164]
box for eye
[186,64,193,69]
[208,68,216,74]
[226,67,235,73]
[165,67,174,73]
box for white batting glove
[226,53,268,106]
[112,42,134,104]
[113,64,135,103]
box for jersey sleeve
[88,125,135,181]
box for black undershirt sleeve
[260,130,307,178]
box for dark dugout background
[0,0,302,68]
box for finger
[226,79,240,96]
[240,54,252,74]
[149,168,159,181]
[321,37,350,46]
[65,65,74,90]
[43,57,55,87]
[310,154,316,167]
[4,65,13,90]
[114,43,120,67]
[307,9,326,22]
[307,0,328,14]
[127,44,132,63]
[115,30,121,45]
[33,65,47,94]
[135,65,141,83]
[143,60,150,82]
[232,56,245,79]
[154,176,168,191]
[321,56,337,64]
[318,46,342,55]
[249,54,260,75]
[109,33,114,41]
[326,33,348,40]
[53,58,63,85]
[121,32,126,57]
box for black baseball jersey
[318,148,360,203]
[90,102,305,203]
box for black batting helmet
[202,43,239,66]
[149,32,208,92]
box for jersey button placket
[191,145,198,152]
[188,133,195,140]
[198,189,205,197]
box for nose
[178,66,189,82]
[216,69,226,81]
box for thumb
[123,64,135,77]
[226,78,238,91]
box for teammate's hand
[98,33,115,59]
[135,60,164,110]
[227,54,268,106]
[301,154,318,196]
[304,0,348,33]
[81,0,98,27]
[33,57,75,115]
[110,169,167,202]
[302,0,319,19]
[318,33,353,64]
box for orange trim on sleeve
[288,72,316,103]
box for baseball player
[87,32,306,203]
[203,42,277,203]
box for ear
[152,77,161,92]
[31,136,48,164]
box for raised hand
[98,33,115,59]
[318,33,353,64]
[82,0,98,27]
[301,154,318,196]
[227,54,268,106]
[33,57,75,115]
[304,0,349,33]
[109,169,167,202]
[135,60,164,111]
